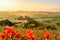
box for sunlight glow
[0,0,60,11]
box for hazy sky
[0,0,60,11]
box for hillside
[0,11,60,20]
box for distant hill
[0,11,60,19]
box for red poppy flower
[0,33,5,38]
[24,29,35,39]
[0,34,3,38]
[24,33,35,38]
[3,26,10,30]
[11,29,17,36]
[4,26,14,30]
[57,34,60,38]
[3,26,14,33]
[43,32,51,39]
[14,32,21,38]
[3,30,10,37]
[25,29,33,34]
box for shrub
[0,19,14,26]
[46,25,57,30]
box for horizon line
[0,10,60,12]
